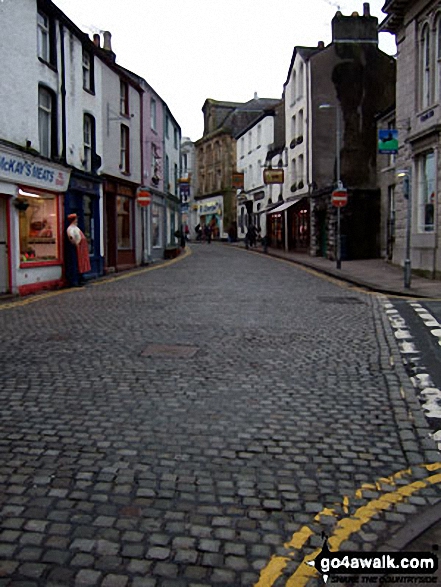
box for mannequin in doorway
[66,213,91,285]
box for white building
[236,106,281,240]
[163,106,181,245]
[180,138,198,238]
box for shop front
[198,198,223,239]
[267,197,310,251]
[0,145,71,295]
[65,172,103,285]
[104,179,137,272]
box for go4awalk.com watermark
[307,538,438,584]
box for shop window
[82,49,94,93]
[417,152,435,232]
[117,195,132,249]
[19,192,58,263]
[83,195,95,254]
[152,202,163,248]
[38,86,57,158]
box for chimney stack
[363,2,370,17]
[93,33,100,48]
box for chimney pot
[103,31,112,52]
[93,33,100,47]
[363,2,370,16]
[318,41,325,49]
[254,92,258,100]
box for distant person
[204,224,212,244]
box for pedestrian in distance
[195,223,202,242]
[66,213,91,286]
[204,224,212,244]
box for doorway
[0,197,10,293]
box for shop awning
[267,197,301,214]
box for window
[38,86,56,158]
[19,193,59,264]
[298,154,304,184]
[37,11,50,62]
[82,49,94,92]
[174,164,178,194]
[83,195,95,254]
[298,110,304,137]
[240,137,245,158]
[417,152,435,232]
[291,115,296,140]
[421,24,431,108]
[165,116,170,139]
[83,114,95,172]
[120,125,130,173]
[182,153,188,173]
[257,124,262,147]
[165,154,170,189]
[151,98,157,131]
[174,128,179,149]
[436,15,441,101]
[152,203,163,248]
[298,63,304,99]
[120,80,129,115]
[117,195,132,249]
[292,70,297,104]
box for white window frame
[83,115,93,172]
[421,24,431,109]
[37,11,49,62]
[151,98,157,131]
[82,50,92,91]
[38,87,52,158]
[120,125,130,173]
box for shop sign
[180,183,190,198]
[181,203,189,213]
[253,191,265,201]
[199,201,221,215]
[232,172,244,189]
[378,130,398,154]
[0,149,70,192]
[263,169,284,185]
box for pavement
[229,241,441,299]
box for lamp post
[319,102,343,269]
[397,169,412,288]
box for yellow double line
[255,463,441,587]
[0,246,192,311]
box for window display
[117,195,132,249]
[19,194,58,263]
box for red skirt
[77,235,91,274]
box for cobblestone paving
[0,244,440,587]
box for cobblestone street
[0,244,440,587]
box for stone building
[194,96,279,239]
[308,4,396,260]
[381,0,441,279]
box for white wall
[284,52,309,200]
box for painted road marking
[0,247,192,312]
[254,463,441,587]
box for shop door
[0,197,9,293]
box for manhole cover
[141,344,199,358]
[317,296,365,305]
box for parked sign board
[263,169,284,185]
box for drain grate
[317,296,365,305]
[141,344,199,358]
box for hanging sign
[263,169,284,185]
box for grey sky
[52,0,396,141]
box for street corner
[254,463,441,587]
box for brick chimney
[93,34,100,48]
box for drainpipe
[59,23,67,164]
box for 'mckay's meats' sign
[0,150,70,192]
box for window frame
[82,49,95,93]
[120,124,130,174]
[421,23,432,109]
[417,151,436,233]
[83,114,95,172]
[120,79,129,116]
[151,98,157,131]
[38,86,57,159]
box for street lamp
[319,102,343,269]
[397,169,412,289]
